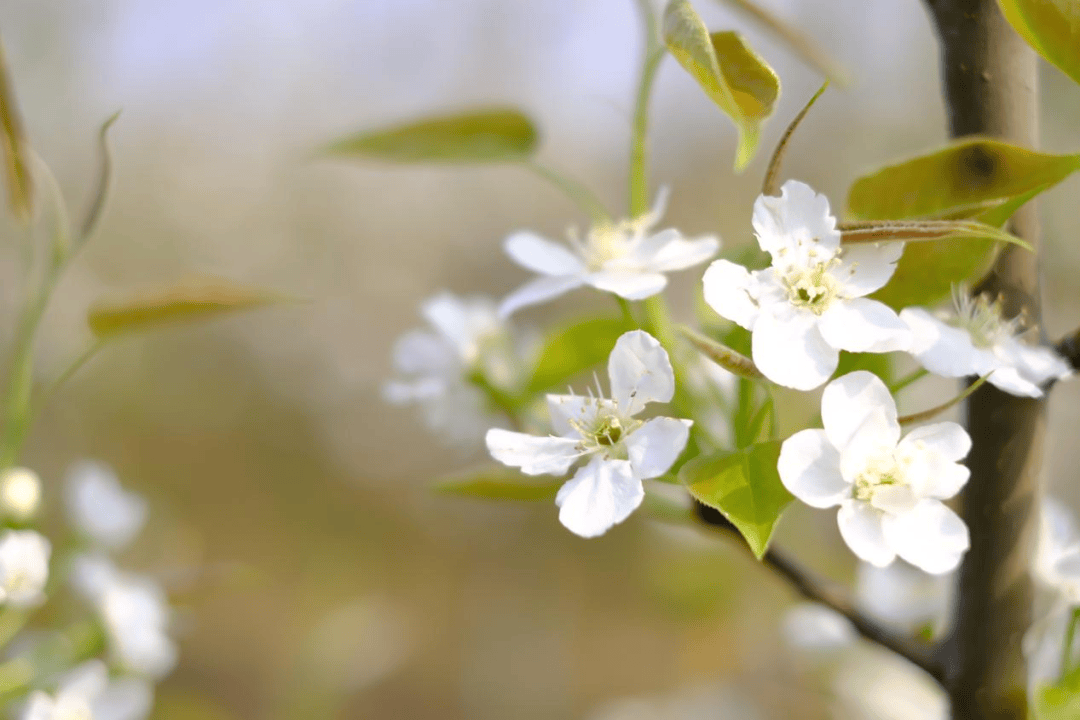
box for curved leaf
[526,315,635,393]
[678,440,792,558]
[0,42,32,223]
[998,0,1080,87]
[88,277,282,337]
[321,108,538,164]
[663,0,780,170]
[435,467,563,502]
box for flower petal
[555,457,644,537]
[881,500,969,575]
[869,484,919,516]
[503,231,585,275]
[837,408,901,483]
[389,330,455,376]
[485,429,582,476]
[499,275,586,317]
[821,371,899,452]
[546,395,618,437]
[832,243,903,297]
[753,181,841,262]
[900,307,988,378]
[608,330,675,415]
[586,270,668,300]
[752,307,837,391]
[898,422,971,463]
[818,298,912,353]
[624,417,692,479]
[837,500,896,567]
[702,259,761,330]
[779,429,849,508]
[636,232,721,272]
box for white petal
[818,298,912,353]
[624,417,692,479]
[586,269,668,300]
[485,429,582,476]
[838,408,901,483]
[702,259,761,330]
[391,330,455,376]
[420,293,472,347]
[555,457,644,537]
[821,371,899,452]
[837,500,896,567]
[985,366,1044,397]
[881,500,969,575]
[901,307,987,378]
[546,394,617,437]
[832,243,903,296]
[499,275,586,317]
[504,231,585,275]
[898,422,971,462]
[869,484,919,516]
[751,307,837,390]
[607,330,675,415]
[64,461,148,550]
[636,232,721,272]
[1009,341,1071,384]
[753,180,841,260]
[782,603,856,652]
[895,422,971,501]
[778,429,849,508]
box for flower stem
[629,0,665,217]
[524,161,610,225]
[1060,606,1080,682]
[26,338,108,429]
[897,372,990,425]
[888,367,929,395]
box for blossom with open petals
[486,330,691,537]
[703,181,910,390]
[385,292,532,447]
[499,192,719,317]
[0,530,50,607]
[65,461,147,549]
[22,661,152,720]
[901,288,1070,397]
[778,371,970,574]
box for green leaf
[847,138,1080,308]
[998,0,1080,87]
[321,108,538,164]
[1034,666,1080,720]
[663,0,779,170]
[0,42,32,224]
[527,316,635,393]
[679,440,792,558]
[435,467,563,502]
[88,277,282,337]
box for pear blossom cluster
[0,462,178,720]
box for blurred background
[1,0,1079,717]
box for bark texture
[923,1,1044,718]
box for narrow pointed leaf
[762,82,827,196]
[663,0,779,170]
[847,138,1080,308]
[0,43,32,223]
[78,111,121,244]
[435,467,564,502]
[321,108,538,164]
[998,0,1080,87]
[88,277,282,337]
[679,440,792,559]
[526,316,635,393]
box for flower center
[951,288,1021,349]
[570,411,638,459]
[781,260,842,315]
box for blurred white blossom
[0,530,51,608]
[586,683,761,720]
[64,462,147,549]
[0,467,42,521]
[22,661,152,720]
[831,646,947,720]
[1025,498,1080,687]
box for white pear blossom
[702,180,910,390]
[385,292,532,447]
[0,467,42,521]
[778,371,971,574]
[855,560,953,635]
[832,646,948,720]
[22,661,153,720]
[0,530,51,607]
[499,192,720,317]
[901,288,1070,397]
[486,330,692,537]
[782,603,856,652]
[1025,498,1080,686]
[65,462,147,549]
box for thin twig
[1055,327,1080,373]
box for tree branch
[693,502,948,687]
[1055,327,1080,373]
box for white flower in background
[856,560,953,635]
[0,530,50,607]
[832,646,948,720]
[1025,498,1080,686]
[782,602,856,652]
[65,461,147,549]
[384,292,532,447]
[486,330,692,537]
[901,288,1070,397]
[22,661,152,720]
[702,180,910,390]
[586,684,762,720]
[0,467,42,521]
[778,371,971,574]
[499,191,720,316]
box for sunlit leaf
[846,138,1080,308]
[321,108,538,164]
[435,467,563,502]
[1034,665,1080,720]
[663,0,780,170]
[526,316,635,393]
[679,440,792,558]
[998,0,1080,87]
[88,277,282,337]
[0,42,32,223]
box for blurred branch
[693,501,948,687]
[1055,327,1080,373]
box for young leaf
[321,108,538,164]
[847,138,1080,308]
[526,316,635,393]
[662,0,779,170]
[1034,665,1080,720]
[679,440,793,559]
[0,42,32,223]
[998,0,1080,87]
[435,467,564,502]
[87,277,282,337]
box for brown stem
[922,1,1043,718]
[693,502,947,686]
[1054,328,1080,373]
